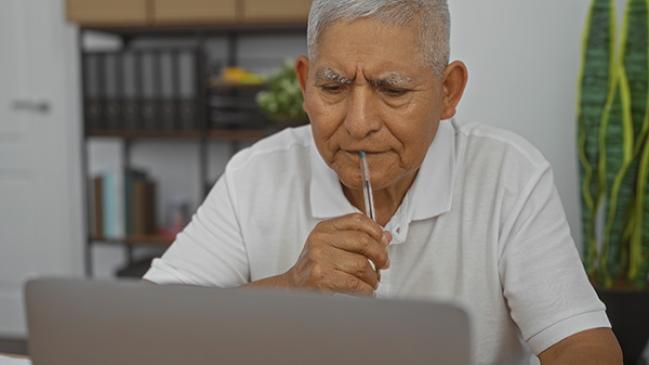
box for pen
[360,151,379,275]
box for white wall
[450,0,600,249]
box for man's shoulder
[454,121,549,169]
[219,125,313,219]
[226,125,313,173]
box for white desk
[0,354,29,365]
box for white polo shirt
[144,119,610,365]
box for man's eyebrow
[315,67,353,84]
[315,68,415,87]
[369,73,415,88]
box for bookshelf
[79,24,307,278]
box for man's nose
[343,86,382,139]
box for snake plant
[578,0,649,288]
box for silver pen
[360,151,379,275]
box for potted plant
[577,0,649,363]
[256,59,308,127]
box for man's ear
[440,61,468,120]
[295,55,310,96]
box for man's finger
[322,230,389,269]
[326,247,380,289]
[326,213,385,242]
[322,269,375,296]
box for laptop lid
[25,278,471,365]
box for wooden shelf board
[90,235,173,247]
[208,81,267,91]
[207,128,268,140]
[86,129,203,140]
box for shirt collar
[309,119,457,223]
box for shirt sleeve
[143,165,250,287]
[498,163,610,355]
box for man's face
[298,17,448,192]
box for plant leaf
[632,111,649,286]
[625,0,649,150]
[600,68,634,285]
[619,0,649,287]
[577,0,616,277]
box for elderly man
[144,0,622,364]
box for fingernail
[382,231,391,246]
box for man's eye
[382,88,408,97]
[320,85,345,94]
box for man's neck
[342,169,419,227]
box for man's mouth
[343,149,385,155]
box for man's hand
[285,213,391,295]
[538,328,622,365]
[246,213,391,296]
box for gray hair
[307,0,451,76]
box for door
[0,0,84,336]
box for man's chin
[330,154,401,190]
[335,170,364,192]
[335,168,393,192]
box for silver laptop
[25,278,471,365]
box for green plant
[256,59,308,124]
[577,0,649,288]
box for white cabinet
[66,0,150,25]
[241,0,311,22]
[153,0,238,25]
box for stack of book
[91,169,157,240]
[83,48,200,132]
